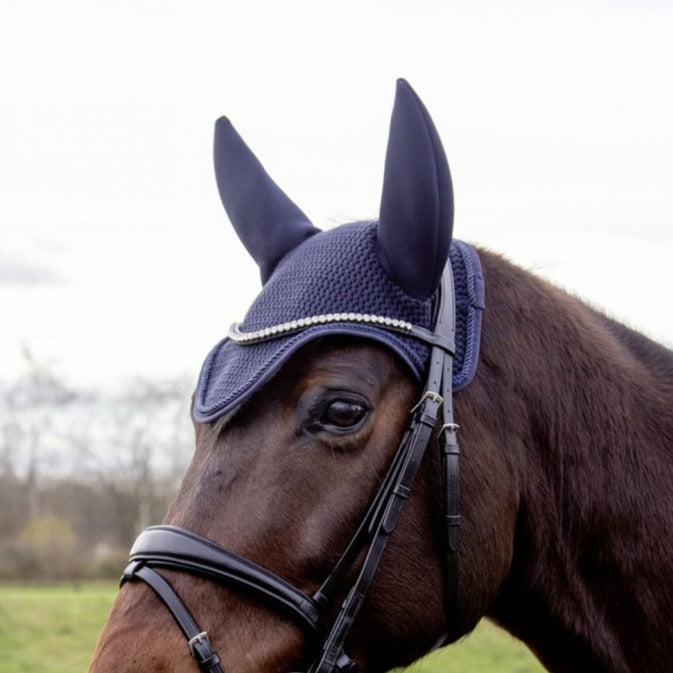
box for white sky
[2,0,672,388]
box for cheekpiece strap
[308,262,459,673]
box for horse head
[89,80,673,673]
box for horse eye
[320,399,368,430]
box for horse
[88,80,673,673]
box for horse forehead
[291,339,408,391]
[248,340,407,418]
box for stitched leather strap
[312,424,411,606]
[125,526,323,634]
[308,264,457,673]
[122,562,225,673]
[439,266,460,638]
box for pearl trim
[228,313,413,344]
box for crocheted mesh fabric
[194,222,484,423]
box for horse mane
[590,309,673,384]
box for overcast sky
[2,0,672,389]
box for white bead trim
[228,313,413,344]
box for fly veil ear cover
[377,78,454,300]
[193,80,481,423]
[213,116,320,283]
[212,79,453,296]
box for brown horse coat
[89,247,673,673]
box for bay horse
[89,80,673,673]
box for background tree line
[0,349,194,580]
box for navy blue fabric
[377,79,454,300]
[213,117,319,283]
[193,222,484,424]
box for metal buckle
[440,422,460,434]
[188,631,210,659]
[441,423,460,455]
[335,653,359,673]
[410,391,443,414]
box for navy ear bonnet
[193,223,484,422]
[193,79,485,424]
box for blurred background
[1,1,671,671]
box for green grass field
[0,583,545,673]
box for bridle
[120,263,461,673]
[121,264,460,673]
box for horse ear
[377,79,454,300]
[213,117,319,283]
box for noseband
[120,264,461,673]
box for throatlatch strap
[122,562,225,673]
[439,269,460,638]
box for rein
[120,264,461,673]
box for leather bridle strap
[308,389,444,673]
[438,264,460,641]
[122,526,323,634]
[311,423,414,606]
[441,383,460,636]
[123,562,224,673]
[307,262,457,673]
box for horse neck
[477,252,673,673]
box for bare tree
[73,377,193,546]
[0,350,194,579]
[0,347,77,518]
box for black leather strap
[406,324,456,354]
[122,562,225,673]
[126,526,323,634]
[438,265,460,637]
[308,265,457,673]
[312,425,413,606]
